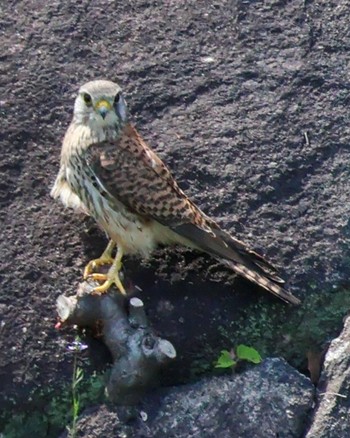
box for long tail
[172,222,300,305]
[219,258,300,305]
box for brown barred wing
[83,124,206,228]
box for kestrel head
[73,79,128,129]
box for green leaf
[73,398,80,416]
[215,350,236,368]
[75,368,84,385]
[236,345,262,364]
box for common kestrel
[51,79,300,305]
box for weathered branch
[56,280,176,405]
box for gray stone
[69,358,314,438]
[306,315,350,438]
[140,358,314,438]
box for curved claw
[83,240,115,279]
[83,257,114,279]
[91,274,126,295]
[87,273,108,282]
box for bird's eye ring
[114,92,121,105]
[83,93,92,107]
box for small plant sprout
[236,344,262,364]
[215,345,262,369]
[215,349,237,369]
[66,339,88,438]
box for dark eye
[114,92,121,106]
[83,93,92,107]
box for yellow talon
[88,273,109,282]
[83,240,115,279]
[92,272,126,295]
[87,244,126,295]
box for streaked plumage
[51,79,300,305]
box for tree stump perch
[56,280,176,405]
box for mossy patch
[0,372,105,438]
[190,287,350,377]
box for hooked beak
[95,99,112,119]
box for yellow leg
[90,245,126,295]
[83,240,115,279]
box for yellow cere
[95,99,112,111]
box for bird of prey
[51,79,300,305]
